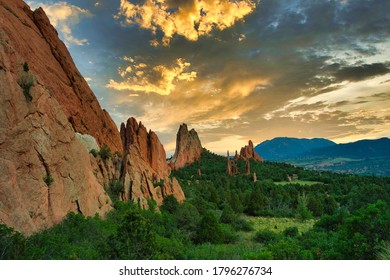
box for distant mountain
[255,137,390,176]
[254,137,336,161]
[301,137,390,158]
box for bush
[43,174,54,186]
[23,62,29,72]
[283,226,299,237]
[19,70,34,102]
[99,144,111,160]
[89,149,98,157]
[220,224,239,244]
[195,211,223,244]
[0,224,26,259]
[253,230,280,244]
[161,195,179,214]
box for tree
[220,204,236,224]
[113,210,157,259]
[161,195,179,214]
[195,211,223,244]
[0,225,26,259]
[296,192,313,221]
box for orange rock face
[0,0,115,235]
[169,123,203,170]
[120,118,185,208]
[239,140,264,162]
[0,0,121,153]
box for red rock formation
[245,159,251,175]
[239,140,263,162]
[120,118,185,208]
[0,0,121,153]
[0,0,117,235]
[169,123,203,170]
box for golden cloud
[117,0,257,45]
[107,57,197,95]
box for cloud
[334,63,390,82]
[107,57,197,95]
[117,0,257,45]
[27,1,92,46]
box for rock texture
[239,140,263,162]
[0,0,121,153]
[0,0,115,235]
[169,123,203,170]
[76,133,100,153]
[120,118,185,208]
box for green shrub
[89,149,98,157]
[43,174,54,186]
[23,62,29,72]
[161,195,179,214]
[99,144,111,160]
[253,230,280,244]
[283,226,299,237]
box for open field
[274,180,323,186]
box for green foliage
[253,230,280,244]
[112,209,157,259]
[43,174,54,186]
[106,181,123,202]
[99,144,111,160]
[161,195,179,214]
[23,62,29,72]
[89,149,98,157]
[296,193,313,221]
[267,238,313,260]
[335,201,390,259]
[19,69,34,102]
[173,202,200,239]
[2,149,389,260]
[220,204,236,224]
[283,226,299,237]
[0,224,26,260]
[113,151,122,158]
[195,211,223,244]
[153,179,164,187]
[377,242,390,260]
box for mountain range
[255,137,390,176]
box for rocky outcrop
[0,0,115,235]
[76,133,100,153]
[239,140,263,162]
[120,118,185,208]
[0,0,121,153]
[169,123,203,170]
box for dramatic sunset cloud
[30,0,390,154]
[107,57,197,95]
[117,0,257,45]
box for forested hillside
[1,150,389,260]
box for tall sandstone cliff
[0,0,185,235]
[0,0,121,152]
[169,124,203,170]
[0,0,117,235]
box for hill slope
[254,137,336,161]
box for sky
[26,0,390,155]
